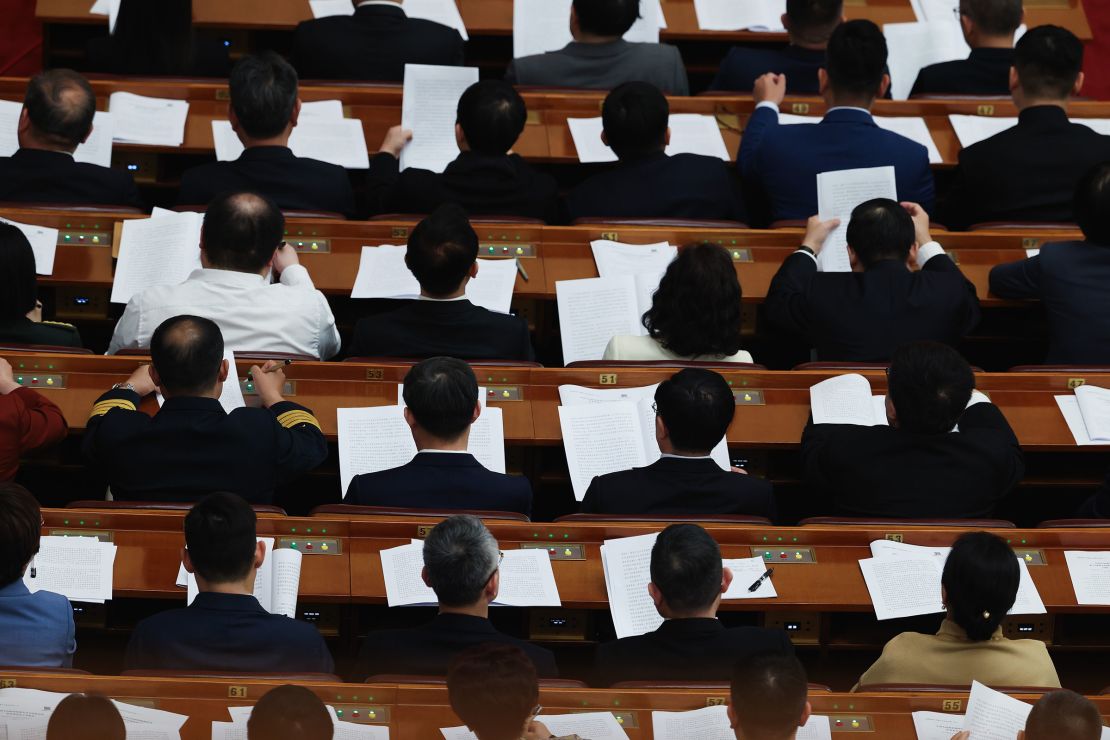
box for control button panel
[14,373,65,389]
[751,546,816,563]
[277,537,341,555]
[521,543,585,560]
[331,705,390,724]
[486,386,523,402]
[58,230,111,247]
[830,716,874,732]
[482,243,535,258]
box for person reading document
[910,0,1022,97]
[728,653,813,740]
[46,694,125,740]
[954,690,1103,740]
[246,685,334,740]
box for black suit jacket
[345,452,533,516]
[595,618,793,686]
[293,4,464,82]
[709,45,826,93]
[581,457,775,519]
[937,106,1110,229]
[350,300,535,362]
[0,318,82,349]
[990,240,1110,364]
[764,252,981,361]
[366,151,560,222]
[0,149,142,209]
[357,613,558,679]
[911,48,1014,97]
[178,146,356,217]
[86,33,230,77]
[801,403,1024,518]
[125,593,334,673]
[1079,467,1110,518]
[563,152,746,223]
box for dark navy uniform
[82,389,327,503]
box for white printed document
[816,166,898,272]
[400,64,480,173]
[652,705,830,740]
[949,108,1110,144]
[872,116,943,164]
[721,555,778,600]
[1064,551,1110,605]
[809,374,888,427]
[555,275,669,364]
[0,686,68,723]
[108,92,189,147]
[211,118,370,169]
[177,537,302,618]
[23,536,117,603]
[961,681,1032,740]
[601,532,663,638]
[912,710,965,740]
[111,210,203,304]
[0,217,58,276]
[74,110,115,168]
[0,99,20,157]
[310,0,469,39]
[111,700,189,733]
[512,0,662,59]
[693,0,786,31]
[538,713,629,740]
[1057,385,1110,446]
[591,240,677,280]
[883,22,969,101]
[567,115,730,163]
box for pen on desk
[748,567,774,592]
[515,257,530,282]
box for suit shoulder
[291,155,351,179]
[72,160,135,185]
[406,17,464,39]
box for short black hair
[601,82,669,160]
[448,644,539,740]
[405,204,479,297]
[202,192,285,273]
[1014,25,1083,100]
[247,685,334,740]
[403,357,479,440]
[23,69,96,150]
[786,0,844,44]
[655,369,735,453]
[47,694,125,740]
[825,19,888,99]
[888,341,975,435]
[0,223,39,319]
[942,531,1019,641]
[650,524,723,614]
[573,0,639,36]
[0,483,41,588]
[229,52,298,140]
[1025,690,1103,740]
[959,0,1023,36]
[150,315,225,397]
[1074,161,1110,244]
[730,653,808,738]
[644,243,744,358]
[184,492,258,584]
[456,80,526,155]
[846,198,916,268]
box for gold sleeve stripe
[276,410,321,430]
[89,399,137,419]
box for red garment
[0,0,42,76]
[0,387,68,481]
[1083,0,1110,101]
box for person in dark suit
[356,516,558,679]
[937,26,1110,229]
[346,357,533,515]
[990,162,1110,364]
[366,81,559,221]
[292,0,464,83]
[910,0,1022,97]
[765,199,980,361]
[246,686,334,740]
[349,205,535,361]
[82,316,328,503]
[582,369,775,518]
[86,0,230,77]
[802,341,1025,517]
[563,82,746,223]
[1022,692,1106,740]
[125,493,334,673]
[738,20,935,223]
[594,524,793,686]
[729,653,814,740]
[178,53,356,217]
[0,224,82,349]
[0,70,142,208]
[710,0,842,94]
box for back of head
[447,644,539,740]
[887,341,975,435]
[959,0,1023,37]
[247,685,334,740]
[644,243,743,358]
[1024,690,1103,740]
[112,0,195,75]
[0,223,38,320]
[456,81,526,156]
[1014,25,1083,100]
[23,69,96,151]
[572,0,640,37]
[824,20,888,100]
[654,369,736,454]
[846,198,916,268]
[149,315,225,396]
[0,483,41,589]
[1074,161,1110,245]
[601,82,669,160]
[403,357,479,441]
[184,492,258,584]
[46,694,125,740]
[941,531,1019,641]
[230,52,299,140]
[423,515,500,607]
[649,524,723,615]
[405,205,479,297]
[786,0,844,45]
[202,191,284,273]
[730,653,809,740]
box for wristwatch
[798,245,816,257]
[112,382,137,393]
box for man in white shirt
[107,192,340,359]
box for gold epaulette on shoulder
[89,398,137,419]
[42,320,77,330]
[276,409,322,431]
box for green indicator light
[548,533,554,538]
[322,529,327,534]
[64,519,69,525]
[307,528,313,534]
[79,520,84,526]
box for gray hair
[424,515,500,607]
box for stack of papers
[379,540,561,607]
[176,537,303,618]
[215,703,389,739]
[912,710,965,740]
[0,101,115,167]
[652,705,832,739]
[112,701,190,739]
[692,0,786,32]
[883,22,970,101]
[950,115,1110,149]
[400,64,480,173]
[108,92,189,147]
[960,682,1032,740]
[111,209,203,304]
[442,712,627,740]
[212,100,370,169]
[816,166,898,273]
[512,0,665,59]
[591,240,677,280]
[0,217,59,276]
[0,686,187,739]
[1056,384,1110,446]
[858,539,1046,621]
[567,114,730,163]
[1064,551,1110,605]
[24,536,117,603]
[350,244,518,314]
[810,374,991,429]
[309,0,469,39]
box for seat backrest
[342,357,542,368]
[566,360,767,370]
[1009,365,1110,374]
[114,348,314,362]
[611,680,832,691]
[792,362,889,371]
[174,205,347,220]
[310,504,529,522]
[859,683,1054,694]
[558,513,773,525]
[121,669,341,681]
[0,666,90,675]
[1038,519,1110,528]
[968,221,1079,231]
[369,214,546,225]
[0,343,92,355]
[67,501,287,516]
[0,202,145,214]
[571,217,749,229]
[364,674,587,688]
[799,517,1016,528]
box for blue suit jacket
[709,45,826,93]
[0,580,75,668]
[738,107,935,222]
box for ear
[664,127,671,147]
[149,365,164,390]
[780,12,790,33]
[17,107,30,136]
[885,394,897,427]
[878,73,891,99]
[799,701,812,728]
[228,105,241,136]
[655,414,668,442]
[454,122,467,151]
[289,98,301,128]
[648,581,664,611]
[1017,731,1025,740]
[727,703,738,730]
[468,261,479,279]
[907,242,920,269]
[1009,66,1020,93]
[403,406,417,431]
[217,358,230,384]
[421,565,431,588]
[959,13,974,42]
[470,401,482,425]
[182,549,195,574]
[254,540,266,569]
[601,130,609,147]
[817,68,829,96]
[485,570,500,601]
[847,245,860,271]
[721,567,734,595]
[1073,71,1085,97]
